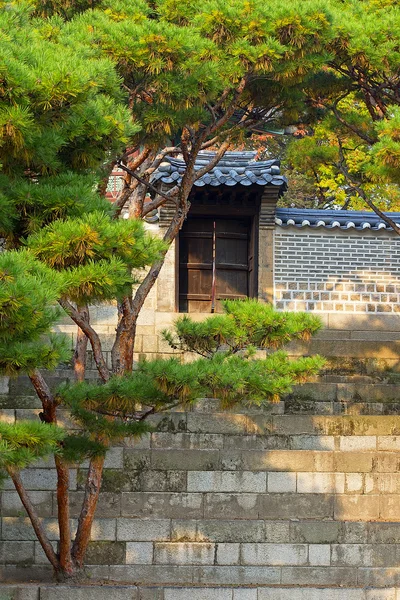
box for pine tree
[0,0,331,581]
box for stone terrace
[3,375,400,593]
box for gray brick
[197,520,265,543]
[164,590,231,600]
[39,586,139,600]
[0,541,34,565]
[259,494,334,520]
[121,492,203,519]
[187,471,266,493]
[216,543,240,565]
[198,565,281,585]
[281,566,357,586]
[1,491,52,517]
[154,542,214,565]
[126,542,153,564]
[204,493,260,519]
[151,450,220,471]
[242,543,307,566]
[117,519,170,541]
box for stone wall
[274,227,400,314]
[3,375,400,589]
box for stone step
[1,585,400,600]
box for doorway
[179,216,256,312]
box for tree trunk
[71,455,105,568]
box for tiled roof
[276,208,400,231]
[151,151,287,189]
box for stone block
[345,473,364,494]
[1,517,60,541]
[242,543,307,566]
[242,450,314,472]
[340,522,368,544]
[89,519,117,541]
[109,564,200,584]
[331,543,373,566]
[33,541,58,565]
[267,472,296,493]
[379,495,400,520]
[198,565,281,585]
[1,491,52,517]
[334,453,374,473]
[340,436,377,451]
[308,544,331,566]
[154,542,214,565]
[378,436,400,450]
[290,435,335,451]
[204,493,260,520]
[290,522,340,544]
[0,585,39,600]
[136,311,155,326]
[258,590,365,600]
[0,566,53,583]
[259,494,334,520]
[117,519,170,541]
[264,521,290,543]
[0,541,34,565]
[187,413,248,435]
[357,567,400,587]
[164,590,231,600]
[377,453,400,472]
[216,543,240,565]
[39,586,139,600]
[142,336,159,353]
[0,410,15,423]
[126,542,154,564]
[85,541,126,565]
[366,591,396,600]
[197,520,265,543]
[368,523,400,544]
[281,566,356,586]
[297,472,344,494]
[187,471,266,493]
[138,588,164,600]
[121,492,203,519]
[150,450,220,471]
[232,591,257,600]
[334,495,379,521]
[170,519,198,542]
[1,469,76,492]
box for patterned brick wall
[274,228,400,313]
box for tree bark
[73,305,89,382]
[71,455,105,568]
[55,456,74,576]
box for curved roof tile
[152,151,287,190]
[276,208,400,231]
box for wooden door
[179,217,251,312]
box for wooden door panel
[179,216,253,312]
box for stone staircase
[2,373,400,597]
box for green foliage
[0,421,65,470]
[27,211,167,304]
[160,299,325,405]
[163,298,322,357]
[0,0,135,246]
[0,250,70,375]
